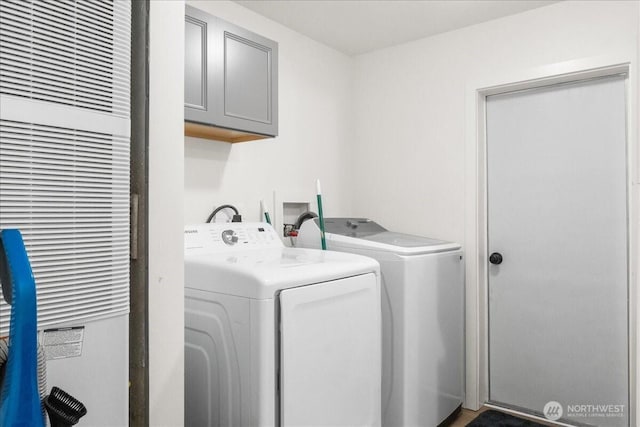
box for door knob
[489,252,503,265]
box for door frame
[464,55,638,426]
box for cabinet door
[213,20,278,136]
[184,6,215,124]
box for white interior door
[279,273,381,427]
[486,75,628,426]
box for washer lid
[306,218,461,255]
[360,231,454,248]
[184,247,379,299]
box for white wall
[352,0,639,244]
[184,1,354,231]
[352,0,639,418]
[149,1,185,425]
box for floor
[450,407,489,427]
[450,406,557,427]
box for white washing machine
[184,222,382,427]
[298,218,464,427]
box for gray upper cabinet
[185,6,278,142]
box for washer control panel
[185,222,283,255]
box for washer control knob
[221,229,239,245]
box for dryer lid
[185,246,380,299]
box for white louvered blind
[0,0,130,117]
[0,0,131,334]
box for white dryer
[298,218,464,427]
[184,223,381,427]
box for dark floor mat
[466,409,548,427]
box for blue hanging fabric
[0,229,44,427]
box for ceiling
[235,0,559,56]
